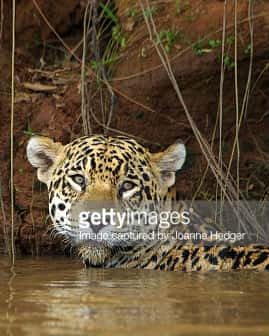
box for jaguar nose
[89,212,113,234]
[90,222,106,234]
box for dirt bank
[0,1,269,255]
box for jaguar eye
[121,181,136,191]
[119,181,139,200]
[71,174,85,186]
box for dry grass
[139,0,266,237]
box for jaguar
[27,135,269,271]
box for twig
[81,0,92,135]
[10,0,16,265]
[0,174,10,255]
[224,0,255,199]
[91,0,115,135]
[0,0,3,47]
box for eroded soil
[0,0,269,254]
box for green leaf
[100,2,118,24]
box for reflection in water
[5,265,16,336]
[0,257,269,336]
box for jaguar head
[27,135,186,266]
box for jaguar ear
[151,140,186,189]
[27,136,63,185]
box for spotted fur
[27,135,269,271]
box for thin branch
[10,0,16,265]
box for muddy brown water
[0,257,268,336]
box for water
[0,257,268,336]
